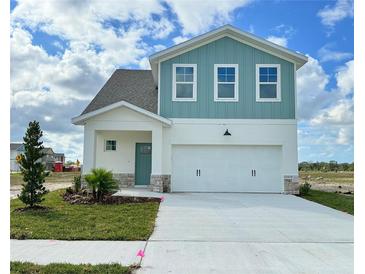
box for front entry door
[135,143,152,185]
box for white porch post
[150,126,165,192]
[82,126,96,174]
[151,127,163,175]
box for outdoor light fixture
[224,129,231,136]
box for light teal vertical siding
[159,36,295,119]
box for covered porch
[72,101,172,192]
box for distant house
[54,153,65,163]
[10,142,65,172]
[41,147,56,171]
[10,143,23,172]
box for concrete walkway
[11,240,145,266]
[10,182,72,199]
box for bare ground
[299,171,354,193]
[10,172,79,199]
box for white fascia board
[149,25,308,70]
[170,118,297,125]
[71,101,172,126]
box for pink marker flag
[160,196,165,202]
[137,249,145,258]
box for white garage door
[171,145,282,192]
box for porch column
[150,127,168,192]
[151,127,163,175]
[82,127,96,174]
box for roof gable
[72,100,172,126]
[149,25,308,83]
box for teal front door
[135,143,152,185]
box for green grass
[11,172,81,186]
[11,190,160,240]
[10,262,131,274]
[301,189,354,215]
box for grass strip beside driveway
[11,190,160,240]
[10,262,131,274]
[301,189,354,215]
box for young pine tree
[18,121,49,207]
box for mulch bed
[62,190,161,205]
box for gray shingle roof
[81,69,157,115]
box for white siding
[95,131,151,173]
[162,119,298,177]
[82,107,164,174]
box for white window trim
[105,139,117,152]
[214,64,239,102]
[172,64,197,102]
[256,64,281,102]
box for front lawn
[300,189,354,215]
[10,262,131,274]
[11,190,160,240]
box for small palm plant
[84,168,118,201]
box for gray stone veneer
[81,173,135,189]
[284,175,300,195]
[150,175,171,193]
[113,173,135,188]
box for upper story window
[256,64,281,102]
[214,64,239,102]
[172,64,197,101]
[105,140,116,151]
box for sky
[10,0,354,163]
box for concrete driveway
[139,193,353,274]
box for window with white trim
[214,64,238,101]
[172,64,197,101]
[256,64,281,102]
[105,140,116,151]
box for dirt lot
[10,172,80,199]
[299,171,354,193]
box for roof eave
[72,100,172,126]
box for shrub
[84,168,118,201]
[18,121,49,207]
[300,181,312,196]
[73,175,82,192]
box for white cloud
[298,56,353,123]
[318,43,352,62]
[272,24,296,37]
[297,56,331,120]
[266,36,288,47]
[172,35,190,45]
[248,24,255,34]
[310,99,353,126]
[297,56,354,160]
[10,0,173,161]
[166,0,252,35]
[336,127,352,145]
[153,44,167,52]
[44,116,53,122]
[138,57,151,70]
[317,0,353,27]
[43,130,84,161]
[336,60,354,95]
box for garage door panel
[171,145,282,193]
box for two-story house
[72,25,308,194]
